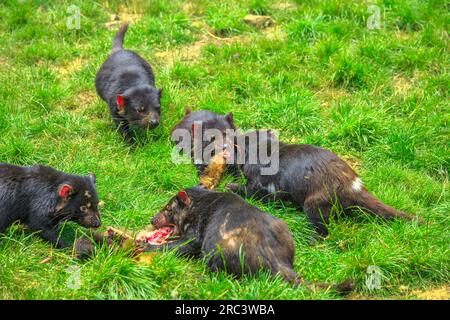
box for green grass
[0,0,448,300]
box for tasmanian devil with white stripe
[226,130,418,237]
[0,163,101,248]
[95,23,162,142]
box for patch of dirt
[154,23,285,67]
[104,5,142,29]
[55,57,85,77]
[393,75,412,96]
[154,39,197,65]
[0,56,9,67]
[315,86,349,108]
[348,285,450,300]
[272,1,298,10]
[67,90,97,113]
[181,2,204,16]
[243,14,275,28]
[347,293,377,300]
[394,30,414,41]
[153,5,285,67]
[181,3,195,14]
[340,155,362,173]
[263,25,286,41]
[411,286,450,300]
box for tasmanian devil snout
[79,210,101,228]
[151,213,167,228]
[144,113,160,128]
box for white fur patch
[351,177,363,192]
[267,183,276,193]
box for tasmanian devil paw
[334,279,356,296]
[74,237,96,260]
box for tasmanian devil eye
[80,205,87,211]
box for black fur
[171,109,235,174]
[227,131,416,237]
[144,187,354,294]
[95,24,162,142]
[0,163,100,248]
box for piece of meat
[135,226,174,245]
[199,150,230,189]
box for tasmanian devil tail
[278,265,300,285]
[278,265,355,296]
[112,23,129,53]
[352,190,416,221]
[314,279,356,296]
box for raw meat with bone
[199,150,230,189]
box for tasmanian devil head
[172,110,236,160]
[193,112,235,152]
[116,85,162,129]
[55,173,101,229]
[152,190,192,237]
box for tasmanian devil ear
[87,173,96,184]
[116,95,125,112]
[177,190,191,207]
[226,112,235,128]
[58,184,74,199]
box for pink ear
[116,95,125,108]
[177,191,190,207]
[59,184,73,198]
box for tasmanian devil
[144,187,354,294]
[0,163,101,248]
[226,131,417,237]
[171,109,235,174]
[95,23,162,142]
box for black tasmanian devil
[0,163,101,248]
[171,109,235,174]
[95,23,162,142]
[226,131,418,237]
[143,187,354,294]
